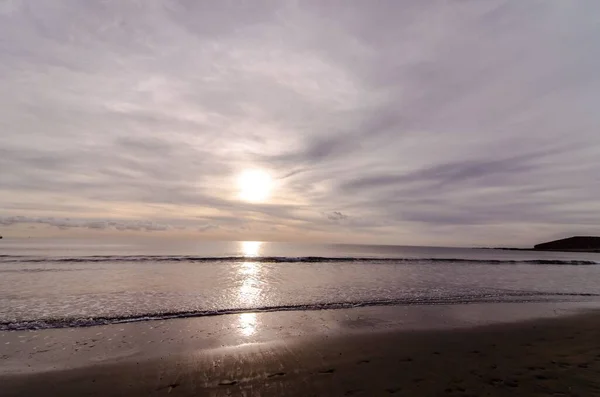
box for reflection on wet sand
[238,312,257,336]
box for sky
[1,0,600,247]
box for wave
[0,255,597,265]
[0,268,87,273]
[2,292,598,331]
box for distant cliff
[534,236,600,252]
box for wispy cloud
[0,216,170,232]
[1,1,600,245]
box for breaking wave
[2,291,598,331]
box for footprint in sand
[218,380,238,386]
[487,378,518,388]
[318,368,336,374]
[344,389,363,395]
[156,383,180,392]
[488,378,503,386]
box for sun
[237,169,273,203]
[241,241,262,257]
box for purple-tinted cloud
[1,1,600,246]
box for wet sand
[2,303,600,396]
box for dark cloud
[340,146,572,193]
[327,211,349,222]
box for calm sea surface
[1,239,599,330]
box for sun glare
[241,241,262,257]
[237,169,273,203]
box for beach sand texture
[2,305,600,396]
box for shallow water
[1,239,599,330]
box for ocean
[1,239,599,331]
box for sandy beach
[2,303,600,396]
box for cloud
[197,224,219,232]
[327,211,349,222]
[0,216,171,232]
[1,1,600,245]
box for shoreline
[2,301,600,372]
[2,305,600,395]
[2,302,600,396]
[5,294,599,332]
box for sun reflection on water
[239,274,261,303]
[237,241,264,337]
